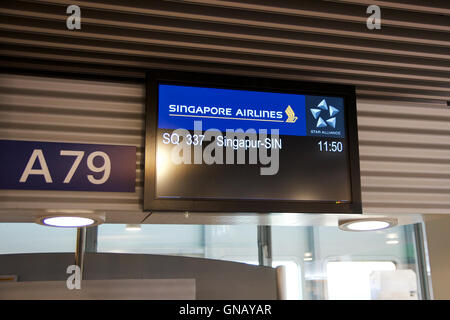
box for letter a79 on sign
[0,140,136,192]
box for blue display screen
[155,83,351,202]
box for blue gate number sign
[0,140,136,192]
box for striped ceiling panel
[0,0,448,223]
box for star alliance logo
[310,99,339,128]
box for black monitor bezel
[144,69,362,214]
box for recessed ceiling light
[36,214,104,228]
[339,218,397,232]
[125,224,141,231]
[386,240,399,245]
[386,233,399,239]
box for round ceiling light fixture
[36,213,104,228]
[338,218,397,232]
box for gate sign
[0,140,136,192]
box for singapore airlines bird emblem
[285,105,298,123]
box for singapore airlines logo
[285,105,298,123]
[310,99,339,128]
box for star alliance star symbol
[310,99,339,128]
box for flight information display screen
[145,71,361,213]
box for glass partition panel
[271,224,426,300]
[97,224,205,256]
[0,223,76,254]
[97,224,258,263]
[0,221,429,300]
